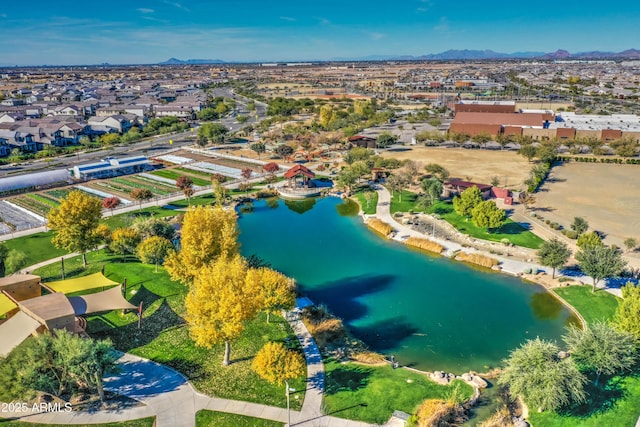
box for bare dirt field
[535,162,640,245]
[381,147,531,190]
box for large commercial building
[72,155,151,180]
[450,102,640,142]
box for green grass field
[4,231,68,267]
[388,189,419,214]
[525,284,640,427]
[150,169,210,187]
[196,411,282,427]
[387,190,543,249]
[175,167,213,178]
[352,189,378,215]
[527,374,640,427]
[322,359,473,424]
[33,252,306,411]
[554,285,620,325]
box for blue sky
[0,0,638,65]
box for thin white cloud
[369,32,385,40]
[162,1,190,12]
[137,8,155,14]
[0,13,8,18]
[143,16,169,23]
[280,16,296,22]
[434,17,449,32]
[318,17,331,26]
[417,0,433,13]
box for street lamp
[286,380,296,427]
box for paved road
[0,89,267,179]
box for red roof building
[444,179,493,199]
[450,112,550,137]
[284,164,315,180]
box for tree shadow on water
[350,316,419,352]
[325,365,372,395]
[307,274,396,323]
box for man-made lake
[238,197,577,373]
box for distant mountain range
[159,49,640,64]
[333,49,640,61]
[158,57,225,65]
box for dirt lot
[381,147,531,190]
[535,162,640,245]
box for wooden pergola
[284,164,316,188]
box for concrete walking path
[372,184,640,427]
[1,316,373,426]
[370,185,623,298]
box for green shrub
[562,229,579,239]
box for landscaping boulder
[471,375,488,388]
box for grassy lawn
[4,230,68,267]
[527,374,640,427]
[230,186,256,195]
[388,190,543,249]
[388,189,419,214]
[11,194,215,266]
[151,169,210,187]
[526,284,638,427]
[430,202,544,249]
[170,193,217,208]
[196,411,283,427]
[352,189,378,215]
[33,252,306,411]
[322,359,473,424]
[554,285,620,325]
[102,206,183,229]
[175,167,213,178]
[0,418,155,427]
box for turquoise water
[238,197,576,373]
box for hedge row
[556,156,640,164]
[527,162,552,193]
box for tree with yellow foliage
[94,224,113,245]
[164,205,239,284]
[251,342,305,385]
[319,104,336,129]
[137,236,174,272]
[185,254,260,366]
[109,228,141,261]
[247,267,296,323]
[47,190,102,267]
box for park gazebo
[278,165,327,199]
[284,164,316,189]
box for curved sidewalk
[371,185,622,297]
[1,317,373,427]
